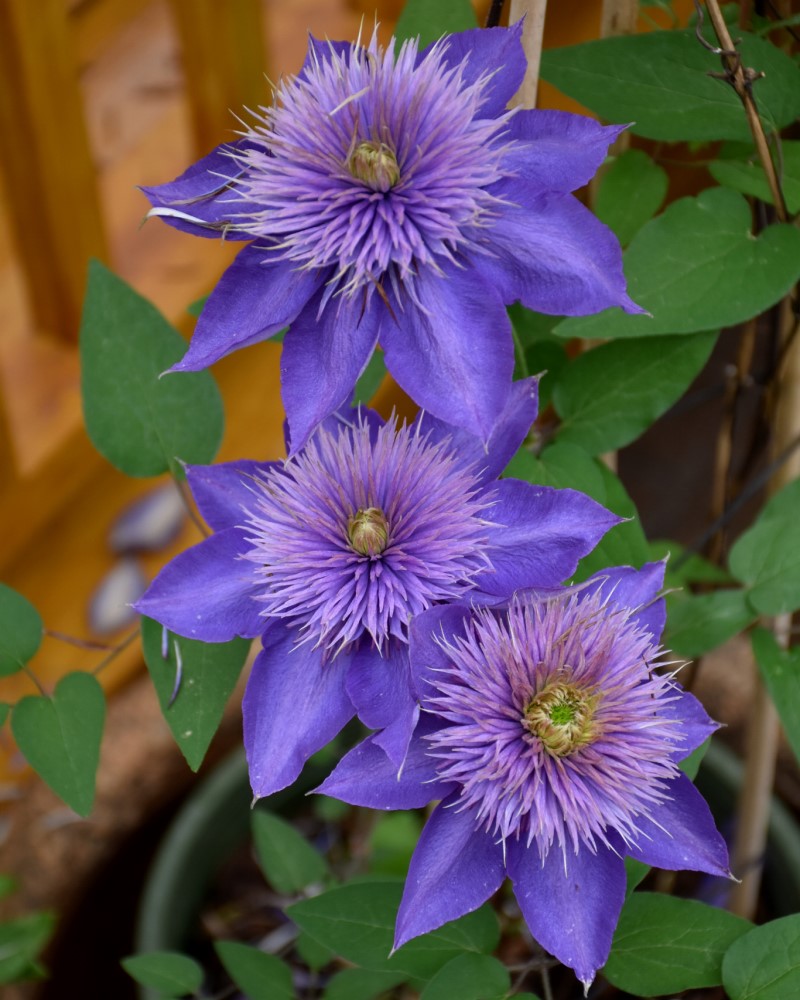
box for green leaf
[665,589,756,658]
[624,857,650,898]
[296,931,333,972]
[0,584,43,677]
[121,951,203,996]
[752,628,800,767]
[553,331,718,454]
[395,0,477,47]
[594,150,668,247]
[288,880,499,980]
[730,477,800,614]
[186,295,208,318]
[214,941,294,1000]
[710,141,800,215]
[722,913,800,999]
[648,540,732,586]
[680,737,711,781]
[140,617,249,771]
[0,875,16,899]
[420,954,509,1000]
[575,460,649,579]
[368,812,423,877]
[604,893,752,995]
[323,968,407,1000]
[0,912,55,985]
[251,809,329,894]
[12,672,105,816]
[540,29,800,142]
[0,704,9,728]
[80,260,224,477]
[353,349,387,405]
[554,189,800,341]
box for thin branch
[697,0,789,220]
[485,0,506,28]
[45,629,112,651]
[91,627,140,676]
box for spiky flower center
[347,506,389,556]
[233,31,513,302]
[241,413,492,654]
[524,680,598,757]
[425,591,685,859]
[348,141,400,192]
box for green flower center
[347,507,390,556]
[524,680,598,757]
[348,141,400,192]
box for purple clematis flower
[317,562,731,991]
[142,24,642,453]
[135,379,621,799]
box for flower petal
[482,187,644,316]
[171,245,323,372]
[409,604,474,705]
[141,138,260,239]
[243,630,355,799]
[433,23,525,119]
[507,839,626,990]
[477,479,621,594]
[625,773,731,877]
[187,460,276,532]
[414,376,539,487]
[661,686,721,761]
[316,717,453,810]
[298,35,352,79]
[345,643,419,769]
[282,290,381,455]
[394,796,506,950]
[581,561,667,640]
[380,262,514,443]
[504,111,627,193]
[134,528,263,641]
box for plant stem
[91,627,140,677]
[508,0,548,108]
[702,0,789,221]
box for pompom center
[524,679,598,758]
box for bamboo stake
[508,0,548,108]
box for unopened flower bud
[347,506,389,556]
[348,141,400,192]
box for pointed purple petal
[243,631,355,799]
[380,263,514,443]
[394,797,506,949]
[141,138,260,240]
[316,717,453,810]
[134,528,263,641]
[298,35,351,79]
[504,111,627,193]
[409,604,474,705]
[626,773,731,877]
[483,189,644,317]
[662,686,721,761]
[581,561,667,640]
[433,24,525,119]
[171,245,323,372]
[414,377,539,487]
[508,839,626,989]
[477,480,621,594]
[345,643,419,769]
[187,460,277,532]
[282,291,381,455]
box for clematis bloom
[135,381,621,799]
[142,24,642,452]
[318,562,731,990]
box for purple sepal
[380,262,514,444]
[345,643,419,770]
[171,245,323,372]
[316,717,452,810]
[581,561,667,640]
[187,460,276,532]
[624,773,732,878]
[299,35,351,78]
[507,838,626,990]
[477,480,621,594]
[661,686,721,761]
[415,377,539,487]
[141,138,260,240]
[505,111,627,193]
[432,23,525,119]
[482,186,644,317]
[243,630,355,799]
[394,796,506,950]
[282,289,381,455]
[134,528,264,641]
[409,604,474,704]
